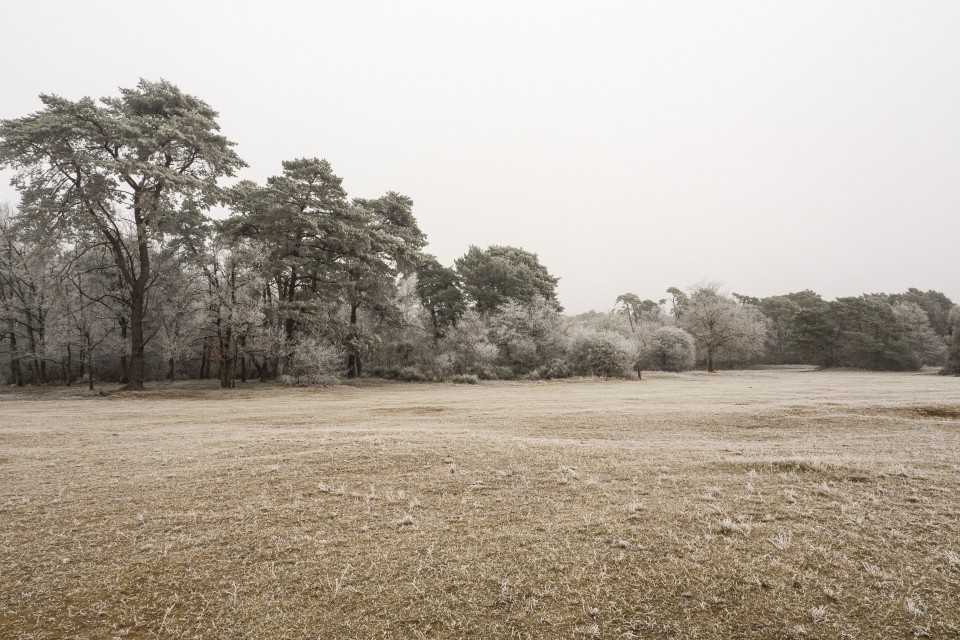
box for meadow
[1,368,958,638]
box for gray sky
[1,0,958,312]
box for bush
[368,367,402,380]
[566,329,634,378]
[283,337,343,384]
[538,358,572,379]
[397,366,430,382]
[276,374,336,387]
[641,326,696,372]
[493,366,518,380]
[450,374,479,384]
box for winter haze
[0,0,957,312]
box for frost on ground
[0,369,958,639]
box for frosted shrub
[281,337,343,385]
[436,311,499,376]
[566,328,634,378]
[641,326,696,372]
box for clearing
[1,368,959,638]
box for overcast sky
[1,1,958,312]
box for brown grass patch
[908,405,960,420]
[1,369,959,638]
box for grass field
[1,368,959,639]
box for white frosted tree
[680,283,767,372]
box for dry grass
[1,368,959,639]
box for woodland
[1,80,958,390]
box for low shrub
[276,373,337,387]
[397,367,430,382]
[538,358,572,379]
[450,374,479,384]
[493,366,518,381]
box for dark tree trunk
[119,317,129,384]
[9,326,23,387]
[251,355,266,382]
[65,342,72,386]
[26,319,40,384]
[347,353,361,378]
[199,338,209,379]
[86,332,94,391]
[167,357,175,381]
[219,329,235,389]
[126,283,146,390]
[37,314,46,384]
[346,302,361,378]
[707,350,715,373]
[239,337,247,382]
[283,268,297,341]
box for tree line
[1,80,957,389]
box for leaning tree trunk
[199,338,209,379]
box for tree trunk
[347,302,361,379]
[219,329,235,389]
[707,349,715,373]
[65,342,72,386]
[119,317,129,384]
[251,355,266,382]
[283,268,297,342]
[86,334,94,391]
[37,317,46,384]
[167,357,175,381]
[199,338,209,379]
[26,319,40,384]
[126,285,146,390]
[347,353,360,378]
[239,337,247,382]
[9,325,23,387]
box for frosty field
[1,368,959,639]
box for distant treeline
[1,80,957,389]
